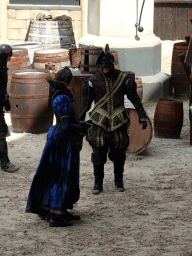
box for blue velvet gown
[26,92,80,216]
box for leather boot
[92,165,104,195]
[0,139,19,172]
[49,213,73,227]
[114,162,125,192]
[0,139,10,167]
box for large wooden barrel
[7,55,22,94]
[12,48,31,69]
[154,99,183,138]
[12,42,43,65]
[9,69,53,134]
[28,18,75,49]
[80,46,103,74]
[33,48,70,70]
[171,42,190,98]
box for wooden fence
[154,0,192,40]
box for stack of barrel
[153,39,191,139]
[153,36,192,140]
[8,14,77,134]
[7,14,144,138]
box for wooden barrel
[69,70,92,113]
[7,55,22,94]
[80,46,103,74]
[154,99,183,139]
[12,48,31,69]
[69,47,82,67]
[28,18,75,49]
[171,42,190,98]
[9,69,53,134]
[135,77,143,99]
[12,42,43,65]
[126,108,152,154]
[110,50,120,70]
[33,48,70,70]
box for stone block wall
[7,6,82,43]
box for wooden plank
[180,5,189,40]
[161,7,168,40]
[163,7,171,39]
[188,6,192,35]
[154,5,159,37]
[154,5,162,39]
[157,6,162,39]
[176,5,181,39]
[165,6,172,40]
[170,5,177,40]
[175,5,188,40]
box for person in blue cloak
[26,67,90,227]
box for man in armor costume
[78,50,147,194]
[0,44,19,172]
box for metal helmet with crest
[96,44,119,66]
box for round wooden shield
[126,108,153,154]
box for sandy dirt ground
[1,41,192,256]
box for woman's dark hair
[47,66,74,101]
[56,66,72,85]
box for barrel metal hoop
[33,57,69,63]
[28,33,70,38]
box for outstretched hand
[4,101,11,112]
[78,120,93,136]
[3,94,11,111]
[139,120,147,130]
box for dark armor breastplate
[89,70,129,132]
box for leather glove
[3,94,11,111]
[4,94,9,102]
[69,122,89,134]
[4,101,11,111]
[83,120,93,131]
[139,120,147,130]
[78,121,91,134]
[85,119,93,126]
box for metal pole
[135,0,140,40]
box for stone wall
[7,6,82,44]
